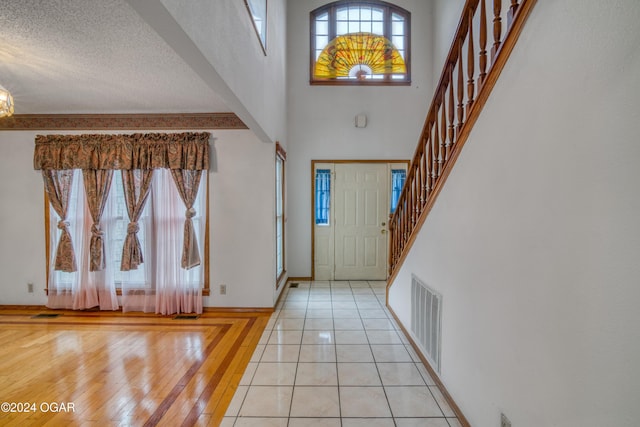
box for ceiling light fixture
[0,84,15,118]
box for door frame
[311,159,410,280]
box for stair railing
[388,0,537,282]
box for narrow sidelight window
[315,169,331,225]
[390,169,406,213]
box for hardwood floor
[0,308,270,426]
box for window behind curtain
[110,171,147,286]
[315,169,331,225]
[390,169,406,213]
[49,169,206,291]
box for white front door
[334,163,388,280]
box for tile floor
[222,281,461,426]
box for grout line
[237,280,451,424]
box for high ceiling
[0,0,230,114]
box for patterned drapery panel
[42,169,77,272]
[170,169,204,269]
[120,169,154,271]
[82,169,114,271]
[33,132,209,171]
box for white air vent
[411,274,442,373]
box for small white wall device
[355,114,367,128]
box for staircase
[388,0,537,283]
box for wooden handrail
[388,0,537,285]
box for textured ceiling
[0,0,230,114]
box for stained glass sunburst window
[311,1,411,85]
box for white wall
[158,0,288,146]
[389,1,640,426]
[432,0,465,84]
[286,0,435,277]
[206,130,279,307]
[0,129,279,308]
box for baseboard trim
[386,303,471,427]
[0,305,273,314]
[202,307,274,314]
[287,276,312,282]
[0,305,49,311]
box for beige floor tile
[362,318,395,330]
[279,309,307,319]
[333,318,364,330]
[376,362,425,386]
[302,330,335,345]
[295,362,338,385]
[308,301,333,309]
[304,318,334,330]
[268,330,303,345]
[250,344,265,362]
[288,418,341,427]
[331,295,355,301]
[340,386,392,418]
[385,386,443,417]
[371,344,413,362]
[290,386,340,417]
[430,385,456,417]
[334,330,369,344]
[306,309,334,318]
[332,301,358,310]
[354,299,379,307]
[349,281,370,288]
[283,301,309,310]
[336,344,374,363]
[251,362,297,385]
[337,362,382,386]
[341,419,395,427]
[358,309,389,318]
[260,344,300,362]
[239,362,258,385]
[234,417,289,427]
[366,330,403,344]
[331,309,360,318]
[394,419,450,427]
[224,385,248,417]
[299,344,337,362]
[238,386,293,417]
[273,318,305,330]
[416,363,437,385]
[309,289,331,302]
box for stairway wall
[388,1,640,426]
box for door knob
[381,222,386,226]
[381,229,386,234]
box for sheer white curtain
[121,169,206,314]
[47,170,119,310]
[48,169,205,314]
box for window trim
[310,159,410,280]
[244,0,268,55]
[309,0,412,86]
[314,169,332,226]
[275,142,287,288]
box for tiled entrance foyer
[222,281,462,426]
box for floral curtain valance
[33,132,210,171]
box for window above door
[310,0,411,85]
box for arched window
[310,0,411,85]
